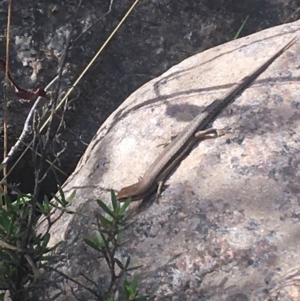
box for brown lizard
[117,37,297,202]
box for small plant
[84,191,147,301]
[0,187,74,301]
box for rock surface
[37,21,300,300]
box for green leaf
[39,197,51,214]
[111,190,119,213]
[96,213,113,230]
[54,184,74,207]
[119,198,130,215]
[0,210,10,231]
[52,193,66,207]
[12,194,32,206]
[114,258,124,270]
[95,232,106,249]
[126,265,143,272]
[0,262,7,274]
[66,190,76,204]
[233,15,249,39]
[41,233,50,251]
[131,275,138,292]
[96,199,114,218]
[84,238,101,251]
[123,279,131,298]
[51,165,62,186]
[7,213,16,237]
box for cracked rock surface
[36,21,300,301]
[1,0,299,201]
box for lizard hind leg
[195,127,231,139]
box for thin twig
[3,0,12,196]
[71,0,114,44]
[0,59,47,100]
[46,265,102,299]
[0,69,68,170]
[44,0,83,155]
[1,0,141,181]
[39,0,141,134]
[21,0,84,258]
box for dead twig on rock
[0,59,47,101]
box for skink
[117,37,297,202]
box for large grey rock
[38,21,300,301]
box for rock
[37,21,300,300]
